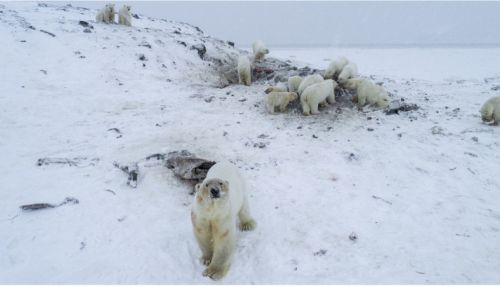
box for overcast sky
[74,1,500,47]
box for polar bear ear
[195,183,201,192]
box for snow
[1,2,500,284]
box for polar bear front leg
[203,230,234,280]
[238,198,256,231]
[301,97,311,116]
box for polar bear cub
[96,3,115,24]
[300,79,337,115]
[297,74,324,95]
[288,76,303,93]
[338,62,358,83]
[252,40,269,62]
[237,55,251,86]
[324,56,349,80]
[266,92,298,113]
[118,5,132,26]
[479,96,500,125]
[345,78,390,108]
[191,161,256,280]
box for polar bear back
[297,74,324,95]
[324,57,349,79]
[338,62,358,82]
[205,161,245,217]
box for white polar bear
[345,78,390,108]
[252,40,269,62]
[300,79,337,115]
[288,76,303,93]
[266,91,298,113]
[118,5,132,26]
[297,74,324,95]
[324,56,349,80]
[264,82,288,94]
[237,55,251,86]
[479,96,500,125]
[96,3,115,24]
[191,161,256,280]
[337,62,358,83]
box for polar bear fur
[338,62,358,84]
[479,96,500,125]
[300,79,337,115]
[96,4,115,24]
[288,76,303,93]
[252,40,269,62]
[297,74,324,95]
[191,161,256,280]
[266,92,298,113]
[264,82,288,94]
[324,57,349,80]
[237,55,251,86]
[345,78,390,108]
[118,5,132,26]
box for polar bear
[96,3,115,24]
[297,74,324,95]
[191,161,256,280]
[288,76,303,93]
[264,82,288,94]
[338,62,358,84]
[237,55,251,86]
[300,79,337,115]
[266,91,298,113]
[324,56,349,80]
[252,40,269,62]
[479,96,500,125]
[118,5,131,26]
[345,78,389,108]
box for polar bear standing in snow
[191,161,256,280]
[337,62,358,84]
[479,96,500,125]
[297,74,324,95]
[237,55,251,86]
[118,5,132,26]
[300,79,337,115]
[266,92,298,113]
[324,57,349,80]
[345,78,390,108]
[96,3,115,24]
[288,76,303,93]
[252,40,269,62]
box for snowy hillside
[1,2,500,284]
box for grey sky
[74,1,500,47]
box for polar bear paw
[201,256,212,266]
[203,266,226,280]
[239,219,256,231]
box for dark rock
[385,101,419,115]
[227,41,235,47]
[349,232,358,241]
[132,14,140,19]
[83,28,92,33]
[39,29,56,37]
[190,43,207,59]
[138,54,147,61]
[177,41,187,47]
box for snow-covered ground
[1,2,500,284]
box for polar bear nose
[210,188,220,198]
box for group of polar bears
[237,40,269,86]
[96,3,132,26]
[264,56,390,115]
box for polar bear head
[288,92,298,101]
[105,3,115,13]
[344,78,363,90]
[124,5,131,11]
[195,179,230,205]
